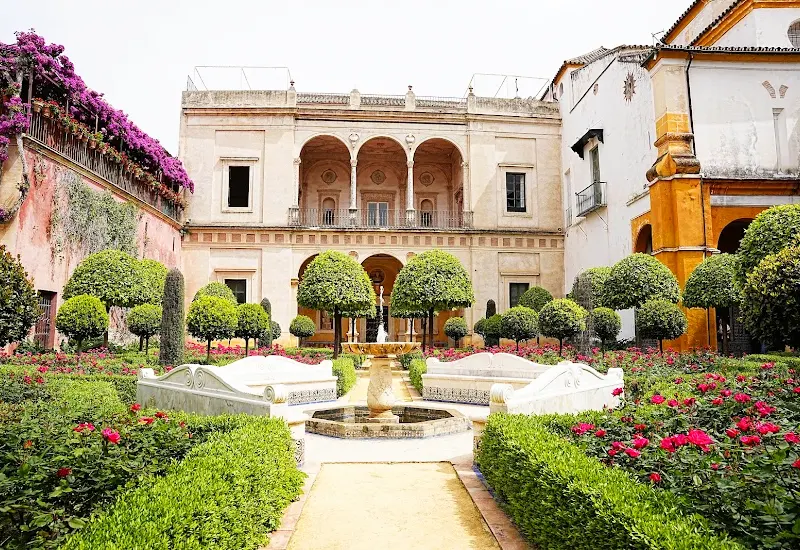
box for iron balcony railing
[288,208,473,230]
[25,111,181,221]
[575,181,606,217]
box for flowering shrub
[559,362,800,548]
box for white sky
[3,0,690,155]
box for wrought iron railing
[288,208,473,230]
[25,111,181,221]
[575,181,606,217]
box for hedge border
[332,357,356,396]
[409,358,426,393]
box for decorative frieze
[423,386,490,405]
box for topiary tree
[571,267,611,309]
[500,306,538,351]
[736,204,800,284]
[444,317,468,348]
[518,286,553,312]
[192,281,237,304]
[483,314,503,347]
[589,307,621,352]
[0,245,38,347]
[186,296,238,363]
[138,259,168,305]
[270,320,282,342]
[259,297,273,348]
[159,269,185,366]
[635,298,688,353]
[473,318,487,342]
[740,246,800,351]
[486,299,497,318]
[297,251,376,358]
[390,304,426,343]
[290,314,316,346]
[127,303,162,356]
[683,253,739,354]
[55,295,109,358]
[603,253,680,311]
[236,303,269,356]
[391,250,475,351]
[538,299,587,356]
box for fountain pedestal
[341,341,421,424]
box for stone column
[349,158,357,210]
[461,161,470,228]
[292,157,301,207]
[406,160,415,225]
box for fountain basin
[306,404,470,439]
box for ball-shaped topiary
[187,295,238,363]
[56,295,109,354]
[192,282,237,304]
[271,320,282,341]
[538,299,587,355]
[571,267,611,309]
[444,317,469,347]
[0,245,38,347]
[603,253,680,310]
[736,204,800,283]
[63,249,143,309]
[517,286,553,312]
[589,307,621,351]
[236,303,270,355]
[500,306,539,350]
[290,314,317,341]
[159,268,185,366]
[635,299,688,352]
[473,318,487,340]
[127,303,162,355]
[138,259,168,305]
[683,253,739,310]
[483,314,503,347]
[740,246,800,350]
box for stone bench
[421,353,552,405]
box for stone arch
[634,224,653,254]
[297,253,319,280]
[717,218,753,254]
[411,136,466,161]
[353,135,409,158]
[296,133,351,157]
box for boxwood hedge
[332,357,356,396]
[409,358,426,393]
[476,413,743,550]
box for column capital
[350,158,358,167]
[407,160,414,168]
[293,157,302,165]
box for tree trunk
[103,331,109,349]
[428,309,434,352]
[145,336,150,356]
[245,338,249,357]
[659,339,664,354]
[76,339,83,367]
[206,340,211,364]
[138,336,143,352]
[333,309,341,359]
[516,339,520,352]
[421,317,427,351]
[558,338,563,356]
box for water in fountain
[376,285,388,343]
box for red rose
[711,397,724,405]
[594,429,606,438]
[687,429,713,451]
[734,393,751,403]
[130,403,141,412]
[101,428,121,444]
[649,472,661,483]
[667,399,679,407]
[672,433,689,447]
[793,459,800,469]
[660,437,676,453]
[612,388,624,396]
[736,417,752,431]
[740,435,761,446]
[634,424,647,432]
[725,428,739,438]
[711,463,720,470]
[139,417,154,425]
[793,387,800,394]
[784,432,800,444]
[624,448,641,458]
[608,449,618,457]
[683,398,696,406]
[57,467,71,478]
[720,389,732,397]
[611,441,625,450]
[632,436,649,449]
[651,395,665,404]
[756,422,780,435]
[155,411,168,419]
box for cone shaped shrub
[159,269,185,366]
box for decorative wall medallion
[623,73,636,102]
[369,268,385,285]
[321,169,337,184]
[371,170,386,185]
[419,171,435,186]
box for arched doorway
[298,136,351,226]
[360,254,404,342]
[717,218,752,254]
[634,224,653,254]
[716,218,756,355]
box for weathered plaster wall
[673,0,741,45]
[715,7,800,47]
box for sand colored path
[286,462,501,550]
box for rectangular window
[367,202,389,226]
[227,166,250,208]
[506,173,526,213]
[509,283,530,308]
[224,279,247,304]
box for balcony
[575,181,606,217]
[288,208,473,230]
[25,111,182,221]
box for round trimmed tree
[517,286,553,312]
[444,317,468,348]
[603,253,680,310]
[636,298,688,353]
[0,245,38,347]
[56,295,109,356]
[570,267,611,309]
[297,251,375,358]
[159,268,185,366]
[391,250,474,351]
[589,307,621,352]
[138,259,168,305]
[740,246,800,350]
[483,314,503,348]
[538,299,587,356]
[236,303,269,356]
[290,314,316,346]
[128,303,162,356]
[192,282,237,304]
[683,253,738,354]
[500,306,538,351]
[186,295,238,363]
[736,204,800,283]
[63,249,143,309]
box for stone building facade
[179,87,564,345]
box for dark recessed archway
[717,218,753,254]
[634,224,653,254]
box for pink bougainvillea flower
[624,448,641,458]
[756,422,780,435]
[651,394,665,404]
[101,428,121,444]
[649,472,661,483]
[784,432,800,444]
[130,403,141,412]
[726,428,739,439]
[687,429,713,451]
[57,467,71,478]
[612,388,624,396]
[594,429,606,438]
[740,435,761,446]
[632,436,650,449]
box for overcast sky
[3,0,690,155]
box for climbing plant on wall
[50,169,139,261]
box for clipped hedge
[409,358,426,393]
[50,379,126,422]
[332,357,356,397]
[477,414,742,550]
[62,417,305,550]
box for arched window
[322,198,336,226]
[420,199,434,228]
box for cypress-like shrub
[486,299,497,318]
[483,314,503,347]
[259,297,273,348]
[159,269,185,366]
